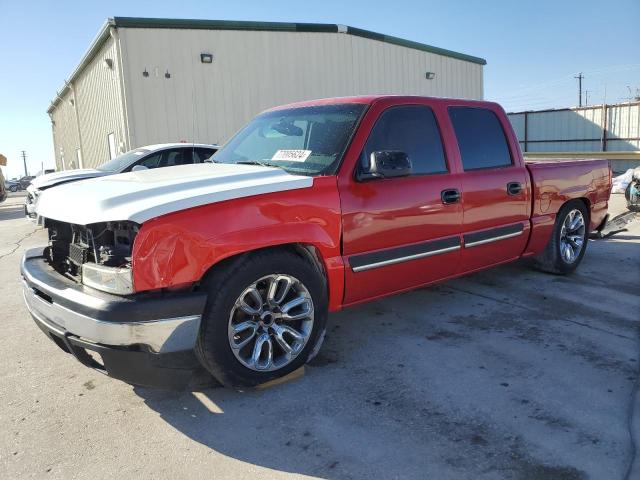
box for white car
[25,143,218,219]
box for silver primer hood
[36,163,313,225]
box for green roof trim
[345,26,486,65]
[111,17,487,65]
[112,17,340,34]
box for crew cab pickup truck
[22,96,612,389]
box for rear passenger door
[448,106,530,272]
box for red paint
[131,95,612,311]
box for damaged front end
[44,219,139,295]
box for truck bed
[525,158,611,231]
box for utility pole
[584,90,590,106]
[21,150,28,177]
[574,73,584,107]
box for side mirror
[360,151,411,180]
[131,165,149,172]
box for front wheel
[534,200,589,275]
[195,250,327,388]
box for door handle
[441,189,460,204]
[507,182,523,195]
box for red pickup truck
[22,96,611,389]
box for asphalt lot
[1,190,639,480]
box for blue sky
[0,0,638,178]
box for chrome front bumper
[21,247,206,353]
[21,247,209,388]
[22,279,201,353]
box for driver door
[340,104,463,305]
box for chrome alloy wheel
[559,208,586,264]
[227,275,314,371]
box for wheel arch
[563,197,591,225]
[197,242,344,311]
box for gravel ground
[0,191,638,480]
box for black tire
[534,200,589,275]
[9,185,18,192]
[195,249,328,388]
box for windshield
[97,149,150,172]
[213,103,367,176]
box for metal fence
[508,102,640,153]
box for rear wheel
[9,185,18,192]
[534,200,589,275]
[195,250,327,388]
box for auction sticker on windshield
[272,150,312,162]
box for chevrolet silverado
[22,96,612,389]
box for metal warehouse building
[48,17,486,170]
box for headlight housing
[82,262,134,295]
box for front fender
[132,177,345,310]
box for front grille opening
[43,219,138,282]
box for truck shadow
[132,233,639,479]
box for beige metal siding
[607,103,640,151]
[73,35,127,168]
[119,28,483,146]
[50,90,81,170]
[48,35,127,170]
[508,103,640,153]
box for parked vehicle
[0,169,6,203]
[22,96,612,389]
[25,143,218,219]
[624,167,640,212]
[18,175,35,190]
[5,179,20,193]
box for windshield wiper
[235,160,279,168]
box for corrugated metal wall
[73,35,128,168]
[50,90,81,171]
[508,103,640,153]
[49,35,127,170]
[607,103,640,151]
[119,28,483,147]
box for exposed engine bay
[44,219,138,280]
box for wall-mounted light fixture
[103,58,114,69]
[165,70,171,79]
[142,68,149,77]
[200,53,213,64]
[425,72,436,80]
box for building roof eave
[47,19,115,114]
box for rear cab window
[195,148,217,162]
[448,107,512,171]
